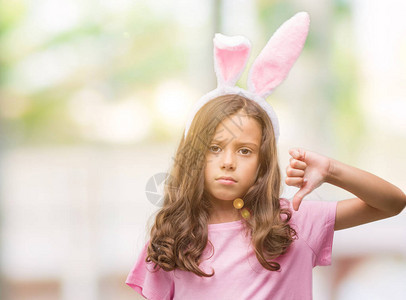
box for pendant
[233,198,244,209]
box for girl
[126,12,406,299]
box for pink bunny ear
[247,12,310,98]
[213,33,251,87]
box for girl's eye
[209,146,252,155]
[209,146,221,153]
[239,148,252,155]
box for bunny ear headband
[184,11,310,143]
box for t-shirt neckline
[208,219,244,230]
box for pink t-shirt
[126,200,337,299]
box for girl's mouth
[217,179,236,185]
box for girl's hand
[285,148,332,211]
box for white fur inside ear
[214,33,251,49]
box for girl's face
[204,114,261,203]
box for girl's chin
[207,190,244,202]
[211,195,242,202]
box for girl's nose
[221,151,235,170]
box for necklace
[233,198,251,220]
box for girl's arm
[285,148,406,230]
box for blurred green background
[0,0,365,154]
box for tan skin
[285,148,406,230]
[204,114,261,224]
[205,112,406,228]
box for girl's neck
[208,204,242,224]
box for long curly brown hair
[145,94,297,277]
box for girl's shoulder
[280,197,337,216]
[280,197,337,229]
[280,198,337,266]
[126,240,175,300]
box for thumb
[289,148,305,160]
[292,182,312,211]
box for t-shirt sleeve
[292,200,337,267]
[125,240,175,300]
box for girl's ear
[213,33,251,87]
[247,12,310,99]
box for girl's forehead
[215,114,251,129]
[212,115,262,145]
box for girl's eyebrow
[212,139,259,148]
